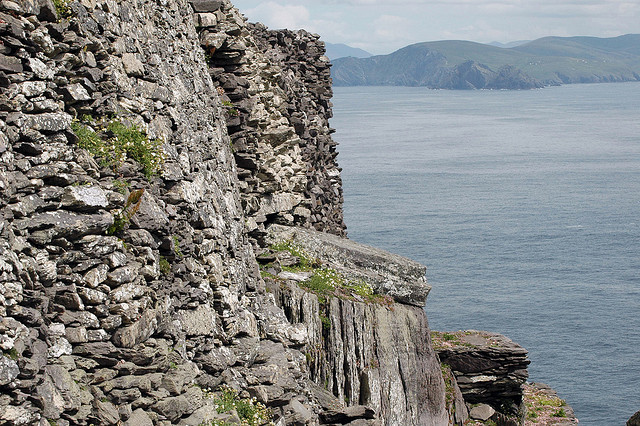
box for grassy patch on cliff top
[263,239,393,306]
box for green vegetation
[172,235,183,257]
[3,348,19,360]
[159,257,171,275]
[263,239,391,306]
[430,331,475,350]
[523,383,570,423]
[71,117,165,179]
[201,386,272,426]
[113,178,130,194]
[319,314,331,333]
[53,0,71,19]
[440,364,455,406]
[107,189,144,235]
[221,100,239,117]
[553,408,567,418]
[107,120,165,178]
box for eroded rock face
[432,331,530,411]
[264,224,448,425]
[266,224,431,307]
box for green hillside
[331,35,640,88]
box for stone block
[191,0,222,12]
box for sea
[330,82,640,425]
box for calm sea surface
[331,83,640,425]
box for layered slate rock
[432,331,530,413]
[264,224,448,425]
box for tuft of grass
[159,257,171,275]
[3,348,18,360]
[72,118,165,179]
[172,235,183,257]
[107,121,165,178]
[53,0,71,19]
[203,385,272,426]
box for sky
[231,0,640,55]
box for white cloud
[234,0,640,54]
[244,2,311,29]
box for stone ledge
[266,224,431,306]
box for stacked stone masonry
[0,0,442,425]
[196,0,345,243]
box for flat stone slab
[266,224,431,306]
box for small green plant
[107,188,144,235]
[172,235,183,257]
[113,178,130,194]
[159,257,171,275]
[552,408,567,417]
[107,121,164,178]
[3,348,18,360]
[208,385,272,426]
[270,239,319,270]
[169,362,178,370]
[72,118,165,179]
[319,314,331,333]
[53,0,71,18]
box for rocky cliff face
[0,0,448,425]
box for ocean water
[331,83,640,425]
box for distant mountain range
[325,43,372,60]
[331,35,640,89]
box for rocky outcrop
[263,224,448,425]
[628,409,640,426]
[432,330,530,422]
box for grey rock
[191,0,222,12]
[0,356,19,386]
[63,83,91,102]
[23,112,72,132]
[175,304,221,337]
[628,410,640,426]
[112,306,162,348]
[0,54,22,73]
[92,399,120,425]
[124,408,153,426]
[61,185,109,211]
[15,210,113,239]
[153,395,192,422]
[469,404,495,421]
[267,224,430,306]
[122,53,144,77]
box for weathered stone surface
[628,410,640,426]
[124,408,154,426]
[469,403,495,421]
[175,304,220,336]
[112,306,162,348]
[432,330,530,410]
[191,0,222,12]
[61,185,109,211]
[15,211,113,239]
[267,224,431,306]
[122,53,144,77]
[0,356,19,385]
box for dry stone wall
[0,0,326,424]
[0,0,445,425]
[195,1,345,242]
